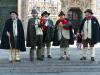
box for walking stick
[8,35,13,63]
[8,34,15,73]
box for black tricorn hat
[41,11,50,16]
[84,9,93,14]
[58,11,65,16]
[10,11,18,16]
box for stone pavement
[0,43,100,75]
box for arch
[0,0,17,39]
[67,7,83,35]
[68,7,82,20]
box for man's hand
[77,33,80,36]
[58,22,63,27]
[7,32,10,37]
[81,32,84,36]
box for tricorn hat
[10,11,18,16]
[84,9,93,14]
[58,11,65,16]
[41,11,50,16]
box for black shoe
[91,57,95,61]
[59,57,64,60]
[9,60,13,63]
[16,60,21,62]
[37,58,43,61]
[66,57,70,60]
[41,55,45,59]
[30,58,34,61]
[80,57,86,60]
[47,55,52,58]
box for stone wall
[18,0,97,39]
[60,0,93,17]
[18,0,28,39]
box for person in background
[0,11,26,63]
[76,32,82,50]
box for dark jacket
[42,19,54,43]
[26,18,43,47]
[26,18,37,47]
[0,18,26,51]
[79,16,100,44]
[53,19,74,46]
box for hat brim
[84,11,93,14]
[41,13,50,16]
[10,11,18,16]
[31,12,38,14]
[58,14,65,17]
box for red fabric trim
[57,18,72,30]
[40,17,47,31]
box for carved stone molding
[60,0,92,15]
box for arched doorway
[68,7,82,35]
[0,0,17,39]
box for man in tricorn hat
[40,11,54,59]
[0,11,26,63]
[54,11,74,60]
[26,8,43,61]
[78,9,100,61]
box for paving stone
[0,45,100,75]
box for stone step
[0,66,100,73]
[0,60,100,73]
[0,47,100,75]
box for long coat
[0,18,26,51]
[53,18,74,46]
[40,18,54,43]
[79,16,100,44]
[26,18,37,47]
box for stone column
[18,0,22,19]
[91,0,96,14]
[60,0,68,16]
[18,0,28,40]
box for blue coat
[0,19,26,51]
[79,16,100,44]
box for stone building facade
[0,0,99,39]
[17,0,97,37]
[60,0,97,18]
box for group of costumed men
[26,9,54,61]
[0,8,100,63]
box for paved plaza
[0,43,100,75]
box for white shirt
[83,20,92,39]
[35,19,43,35]
[58,26,70,40]
[13,19,18,37]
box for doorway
[0,0,17,39]
[68,7,82,35]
